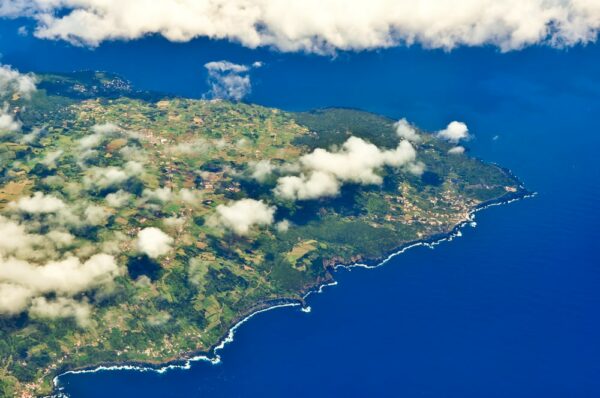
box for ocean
[1,20,599,397]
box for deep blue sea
[1,19,599,398]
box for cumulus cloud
[20,127,43,144]
[0,64,35,134]
[213,199,275,235]
[250,159,275,182]
[84,205,110,226]
[0,216,74,261]
[275,171,341,201]
[204,60,261,101]
[205,61,249,74]
[0,253,119,316]
[92,122,121,135]
[0,104,21,132]
[8,196,114,232]
[78,133,103,150]
[275,137,418,200]
[179,188,203,204]
[83,161,143,189]
[0,199,118,324]
[0,254,119,296]
[0,283,32,315]
[10,192,66,214]
[41,149,63,168]
[0,63,36,98]
[1,1,599,53]
[303,138,417,183]
[46,230,74,247]
[405,161,426,176]
[136,227,173,258]
[437,121,470,143]
[141,187,173,203]
[168,138,210,155]
[448,146,465,155]
[394,118,421,142]
[29,297,92,326]
[163,216,186,228]
[276,219,290,233]
[77,122,123,151]
[84,167,128,188]
[105,190,132,208]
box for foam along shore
[52,188,534,396]
[334,189,536,271]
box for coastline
[49,182,535,397]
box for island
[0,71,528,397]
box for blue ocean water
[1,20,599,398]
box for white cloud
[105,190,132,207]
[213,199,275,235]
[78,133,103,150]
[29,296,92,326]
[0,219,39,255]
[84,205,110,226]
[1,1,599,53]
[7,198,113,230]
[0,105,21,132]
[250,159,275,182]
[46,230,75,247]
[405,160,426,176]
[276,171,341,200]
[0,216,73,261]
[205,61,249,74]
[303,137,416,184]
[0,210,118,321]
[394,118,421,142]
[0,283,32,315]
[168,138,210,155]
[0,253,120,315]
[77,122,122,151]
[276,219,290,233]
[163,216,186,228]
[41,149,63,168]
[204,60,254,101]
[448,146,466,155]
[179,188,202,204]
[20,127,43,144]
[136,227,173,258]
[83,161,143,189]
[141,187,173,203]
[8,201,104,238]
[118,145,146,162]
[10,192,66,214]
[275,136,418,200]
[0,253,119,296]
[84,167,128,188]
[92,122,121,134]
[437,121,470,143]
[0,63,36,98]
[0,64,34,132]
